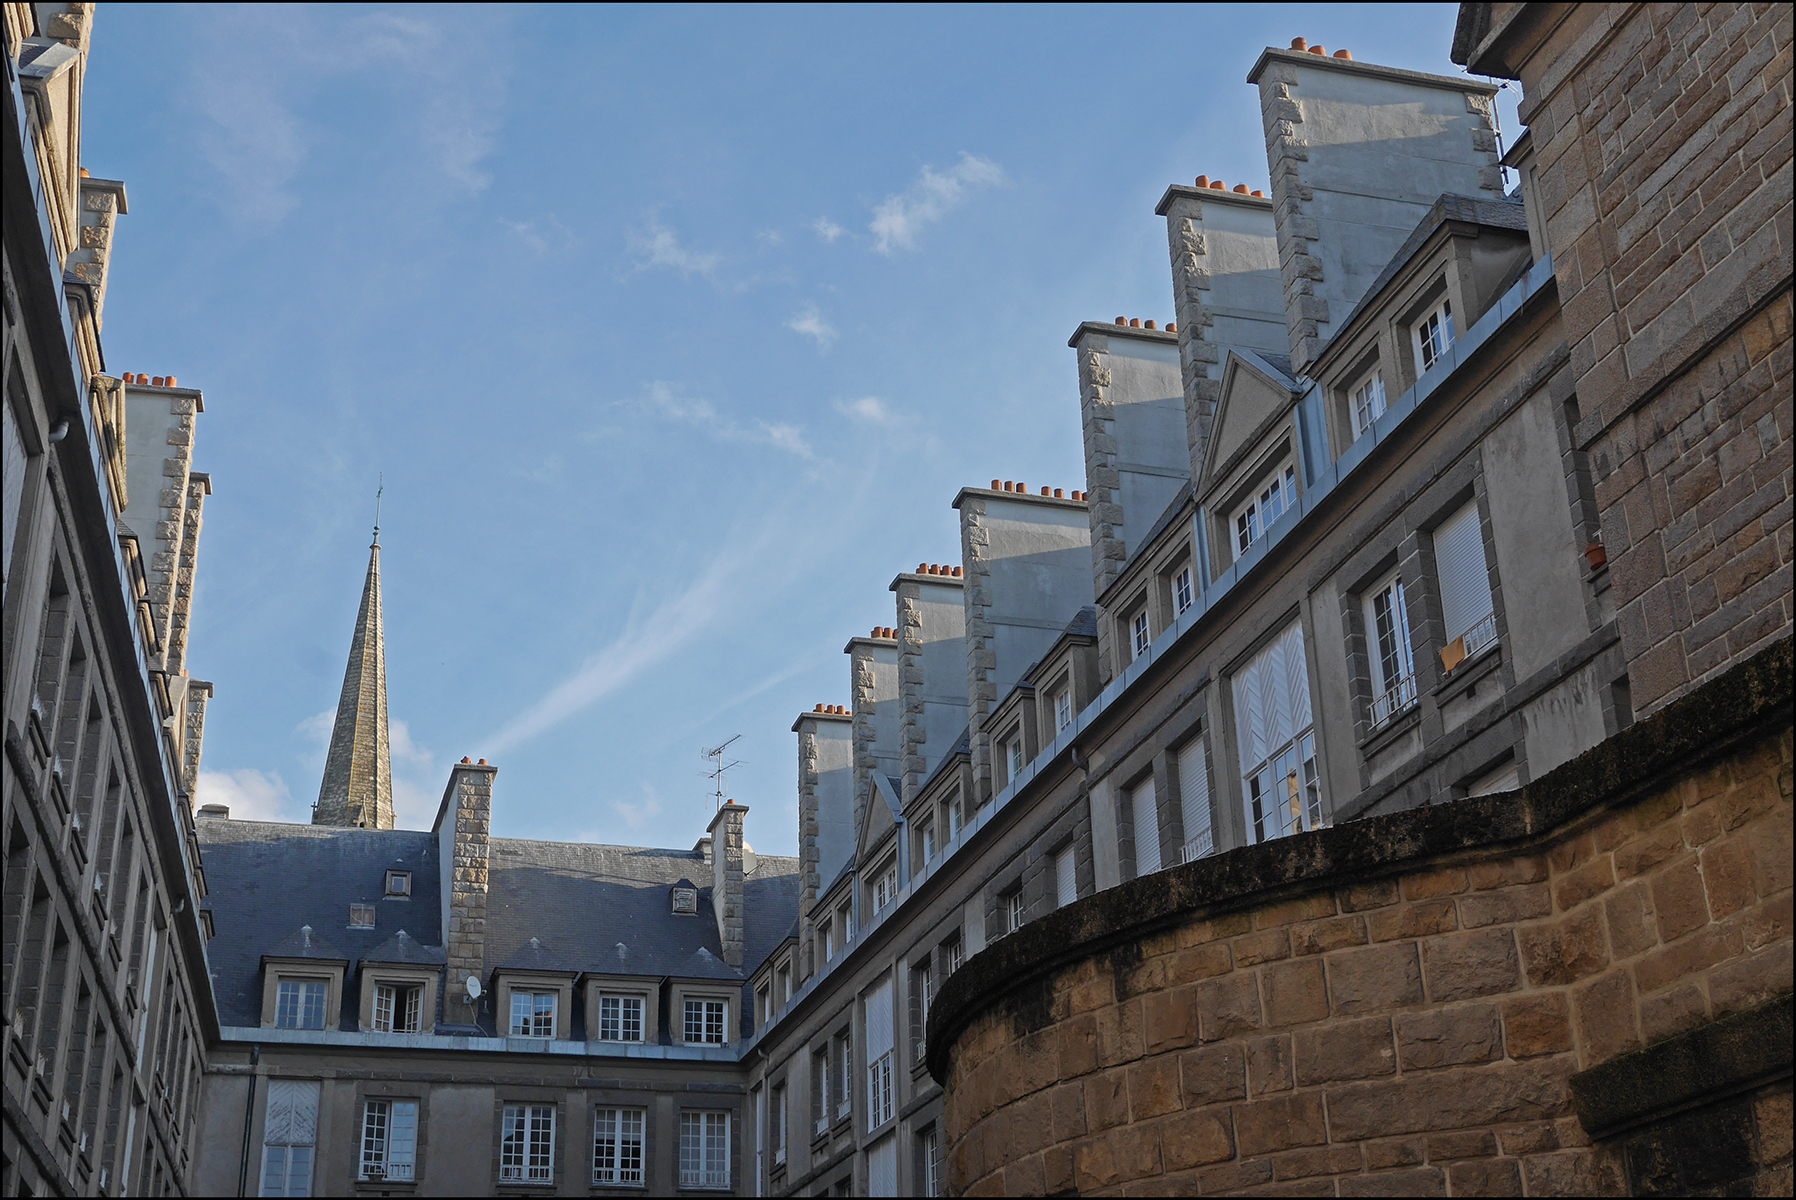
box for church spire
[313,526,393,830]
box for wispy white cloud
[630,220,722,278]
[757,229,786,247]
[785,304,837,349]
[488,526,781,753]
[835,396,898,425]
[611,783,663,832]
[641,382,815,459]
[811,217,846,243]
[186,7,506,224]
[870,153,1004,255]
[500,215,579,257]
[195,768,299,822]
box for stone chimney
[1067,322,1192,598]
[119,379,204,669]
[954,485,1093,803]
[432,759,496,1009]
[1248,42,1503,374]
[793,708,853,978]
[1151,185,1286,485]
[844,631,901,844]
[890,568,970,805]
[708,802,748,969]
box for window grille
[679,1110,729,1188]
[275,981,327,1031]
[592,1106,644,1185]
[1173,566,1194,615]
[500,1104,555,1182]
[597,994,643,1042]
[509,990,555,1037]
[359,1099,417,1181]
[1414,298,1455,374]
[1232,460,1298,559]
[684,998,726,1044]
[1350,371,1387,439]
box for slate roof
[197,818,801,1040]
[264,924,348,963]
[363,929,444,967]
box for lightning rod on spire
[373,473,384,545]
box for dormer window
[596,993,644,1042]
[276,980,329,1030]
[1130,610,1150,660]
[1413,298,1455,374]
[1053,684,1073,732]
[870,860,897,913]
[1172,566,1194,616]
[1350,370,1387,440]
[509,990,557,1037]
[1004,731,1024,781]
[671,886,698,915]
[384,870,411,897]
[1232,460,1297,560]
[373,984,422,1034]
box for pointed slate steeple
[313,538,393,829]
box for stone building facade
[4,4,218,1194]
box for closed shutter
[868,1134,898,1197]
[1055,848,1076,907]
[1177,739,1213,860]
[1434,502,1493,641]
[865,979,893,1058]
[1233,622,1311,774]
[1131,779,1161,877]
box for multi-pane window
[1434,501,1497,661]
[1130,609,1150,660]
[919,818,935,863]
[1006,734,1025,782]
[1054,846,1077,908]
[1232,460,1298,559]
[821,924,834,964]
[500,1104,556,1183]
[259,1079,319,1197]
[679,1110,730,1189]
[509,990,556,1037]
[1053,686,1073,732]
[777,965,791,1005]
[1350,370,1388,439]
[945,794,963,840]
[373,984,421,1034]
[772,1084,787,1164]
[1177,738,1214,863]
[1004,888,1025,935]
[1233,621,1323,843]
[359,1099,417,1181]
[597,994,644,1042]
[1130,777,1161,878]
[840,903,854,944]
[870,861,897,913]
[1364,572,1417,727]
[592,1107,644,1185]
[812,1048,830,1136]
[1173,566,1194,616]
[942,934,963,977]
[921,1126,942,1197]
[1413,298,1455,374]
[275,980,327,1031]
[864,978,895,1130]
[908,956,933,1059]
[835,1030,853,1120]
[684,997,727,1044]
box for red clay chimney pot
[1233,184,1249,193]
[461,756,471,764]
[1129,318,1141,328]
[1291,37,1307,50]
[1334,48,1352,60]
[1054,488,1065,498]
[1144,319,1157,330]
[1309,44,1326,55]
[1195,175,1210,187]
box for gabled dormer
[259,925,349,1031]
[1310,194,1532,460]
[1197,350,1305,583]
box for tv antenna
[703,735,743,811]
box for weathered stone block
[1232,1091,1327,1157]
[1397,1005,1502,1070]
[1179,1043,1245,1107]
[1517,908,1609,987]
[1329,943,1426,1014]
[1294,1016,1396,1085]
[1262,958,1328,1027]
[1501,993,1574,1058]
[1423,928,1523,1001]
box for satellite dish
[465,976,482,1001]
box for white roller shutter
[1131,778,1161,877]
[1055,847,1076,907]
[1434,502,1494,641]
[868,1134,898,1197]
[1232,622,1312,773]
[1177,739,1213,861]
[864,978,893,1058]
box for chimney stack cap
[460,756,471,764]
[1290,36,1307,50]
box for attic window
[671,886,698,915]
[385,870,412,898]
[349,904,376,929]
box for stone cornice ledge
[926,636,1793,1083]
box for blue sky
[82,4,1516,855]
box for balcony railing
[1462,611,1498,659]
[1181,830,1214,863]
[1370,672,1418,729]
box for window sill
[1433,640,1502,705]
[1358,703,1421,757]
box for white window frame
[1053,685,1073,732]
[1363,571,1417,728]
[1234,622,1324,845]
[508,989,556,1038]
[945,794,963,840]
[922,1126,941,1197]
[866,1052,893,1130]
[1350,369,1387,440]
[359,1099,417,1182]
[1004,888,1025,935]
[499,1103,556,1184]
[679,1110,730,1189]
[870,860,897,913]
[821,924,834,964]
[836,1031,853,1121]
[1130,608,1150,660]
[259,1080,319,1198]
[772,1084,787,1165]
[372,982,421,1035]
[275,979,328,1031]
[1231,459,1298,561]
[1172,565,1194,616]
[683,997,728,1045]
[1434,500,1498,660]
[1006,732,1024,782]
[812,1048,831,1137]
[1413,296,1455,375]
[596,993,644,1043]
[592,1106,645,1186]
[919,818,936,864]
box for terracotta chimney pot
[1334,48,1352,60]
[79,167,90,178]
[1144,319,1157,330]
[461,756,471,764]
[1209,180,1224,190]
[951,567,962,577]
[1309,44,1326,55]
[1251,190,1265,198]
[991,478,1002,489]
[1166,323,1177,333]
[1114,316,1126,325]
[151,376,165,387]
[1195,174,1210,187]
[1290,37,1308,50]
[1129,318,1141,328]
[477,758,487,766]
[165,376,176,387]
[1233,184,1249,193]
[1053,488,1064,498]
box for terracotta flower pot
[1584,542,1607,570]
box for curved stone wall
[928,641,1792,1196]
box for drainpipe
[236,1044,260,1197]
